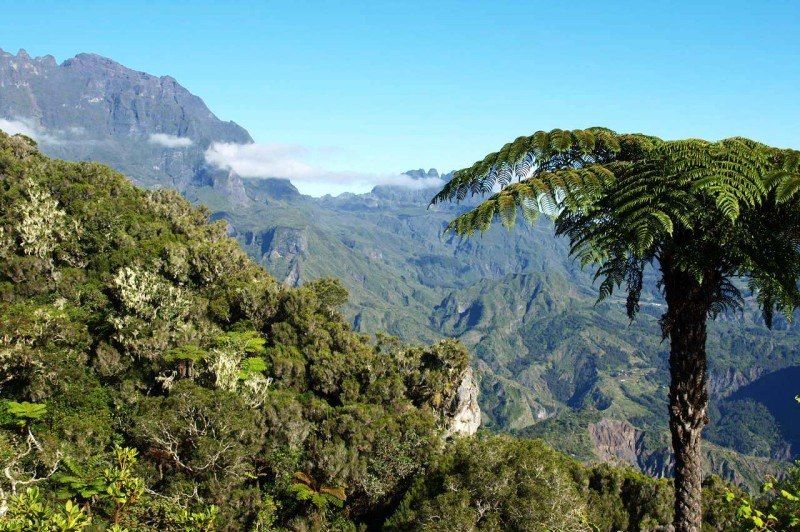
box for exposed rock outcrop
[589,418,672,478]
[708,366,765,398]
[444,367,481,437]
[588,417,785,490]
[283,260,301,287]
[589,418,641,466]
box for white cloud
[0,117,38,138]
[148,133,193,148]
[205,141,443,196]
[0,117,63,144]
[205,142,313,178]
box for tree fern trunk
[663,268,710,532]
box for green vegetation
[724,396,800,531]
[0,131,462,529]
[211,166,800,484]
[726,464,800,531]
[433,128,800,531]
[5,47,799,485]
[0,131,777,529]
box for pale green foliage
[727,489,775,531]
[112,266,191,323]
[13,177,70,260]
[3,402,46,427]
[103,446,145,525]
[0,227,10,262]
[240,373,272,408]
[145,188,210,231]
[0,487,91,531]
[172,504,219,532]
[109,265,194,359]
[207,332,271,403]
[734,463,800,530]
[208,350,240,391]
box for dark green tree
[432,128,800,531]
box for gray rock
[445,367,481,437]
[0,47,251,192]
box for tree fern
[432,127,800,531]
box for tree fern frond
[775,175,800,203]
[497,192,517,228]
[437,128,800,336]
[430,128,623,205]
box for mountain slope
[7,129,763,532]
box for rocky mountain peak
[0,48,54,66]
[0,47,253,192]
[63,52,127,71]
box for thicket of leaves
[0,132,743,530]
[0,132,472,529]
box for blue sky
[2,1,799,194]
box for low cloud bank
[0,117,64,144]
[148,133,193,148]
[205,142,443,194]
[0,119,193,150]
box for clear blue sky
[2,1,799,186]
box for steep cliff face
[589,418,642,466]
[708,366,766,398]
[587,417,784,490]
[589,419,672,478]
[0,48,250,192]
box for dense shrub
[584,462,673,530]
[0,132,463,529]
[385,435,591,531]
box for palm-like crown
[431,128,800,326]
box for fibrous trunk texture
[663,267,710,532]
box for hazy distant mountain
[2,48,798,488]
[0,47,250,193]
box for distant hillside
[2,48,798,489]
